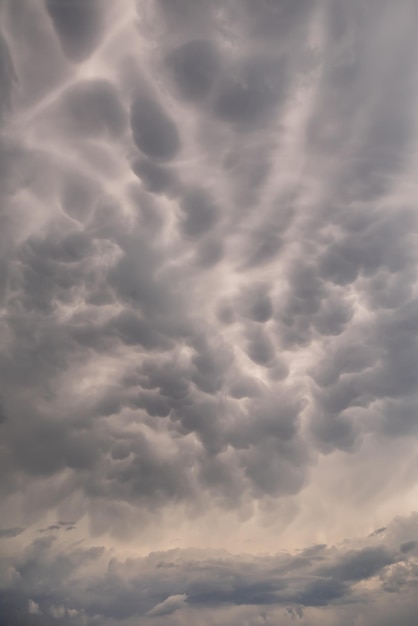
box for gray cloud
[213,55,287,127]
[166,39,220,101]
[131,158,178,196]
[179,186,220,238]
[0,527,25,539]
[0,515,417,625]
[147,593,188,616]
[130,94,180,161]
[238,282,274,323]
[0,27,15,121]
[46,0,105,63]
[56,79,127,139]
[1,1,418,624]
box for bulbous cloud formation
[1,0,418,624]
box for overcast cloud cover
[1,0,418,624]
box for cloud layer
[1,0,418,624]
[1,515,418,625]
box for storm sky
[1,1,418,624]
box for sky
[0,0,418,624]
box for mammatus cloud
[0,0,418,624]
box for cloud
[0,527,25,539]
[130,94,180,161]
[54,79,127,139]
[28,599,42,615]
[0,0,416,530]
[179,186,220,238]
[166,39,220,101]
[46,0,105,63]
[49,604,66,618]
[0,27,15,122]
[147,594,188,616]
[0,515,417,625]
[1,1,418,625]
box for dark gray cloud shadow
[46,0,105,63]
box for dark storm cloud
[130,95,180,161]
[213,55,287,127]
[0,0,415,519]
[97,434,195,505]
[60,170,99,223]
[228,376,263,400]
[189,334,233,394]
[305,282,418,451]
[241,228,283,269]
[273,264,354,352]
[194,236,224,267]
[0,27,15,121]
[1,0,71,107]
[222,146,274,214]
[400,540,417,554]
[152,0,215,32]
[1,516,417,624]
[13,230,93,314]
[179,187,220,238]
[241,440,307,497]
[166,39,220,101]
[46,0,104,63]
[38,522,76,534]
[318,209,415,286]
[245,326,276,367]
[312,1,418,205]
[11,414,99,477]
[234,0,316,42]
[1,1,418,625]
[57,79,127,138]
[0,395,8,423]
[142,357,191,405]
[106,309,171,351]
[134,391,171,418]
[108,241,169,312]
[238,282,273,323]
[0,527,25,539]
[131,158,178,196]
[317,547,395,582]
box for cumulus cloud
[0,527,25,539]
[0,0,418,625]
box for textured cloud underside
[1,0,418,624]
